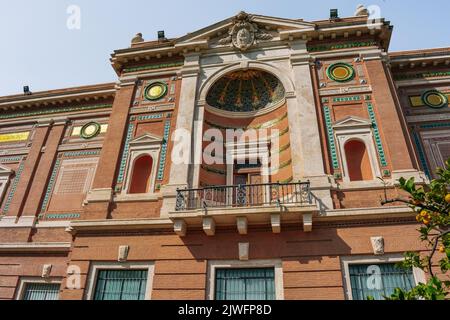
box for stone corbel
[203,217,216,236]
[303,213,313,232]
[236,217,248,235]
[271,214,281,234]
[173,219,187,237]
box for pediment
[0,164,13,177]
[333,116,373,129]
[175,11,316,49]
[129,133,163,146]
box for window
[85,262,155,300]
[93,270,148,300]
[22,283,60,300]
[341,255,425,300]
[215,268,275,300]
[420,129,450,178]
[344,140,373,181]
[348,263,415,300]
[129,155,153,194]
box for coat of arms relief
[218,11,273,51]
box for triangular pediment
[0,164,13,177]
[175,11,316,48]
[333,116,373,129]
[129,133,163,146]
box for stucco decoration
[206,69,285,112]
[354,4,369,16]
[41,264,52,278]
[218,11,273,51]
[118,245,130,262]
[370,236,385,255]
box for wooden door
[248,174,263,205]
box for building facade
[0,7,449,300]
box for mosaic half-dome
[206,70,285,112]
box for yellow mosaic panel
[72,124,108,136]
[409,96,424,107]
[0,131,30,143]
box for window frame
[15,277,62,300]
[0,164,13,207]
[207,259,284,300]
[335,128,381,183]
[84,261,155,300]
[122,134,162,196]
[340,254,426,300]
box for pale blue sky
[1,0,449,96]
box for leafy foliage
[382,159,450,300]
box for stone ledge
[67,218,173,234]
[114,193,162,203]
[85,188,113,203]
[0,216,36,228]
[0,242,71,253]
[321,205,413,221]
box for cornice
[389,48,450,70]
[110,13,392,75]
[0,86,116,114]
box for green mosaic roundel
[144,82,168,101]
[80,122,101,139]
[421,90,448,109]
[326,63,355,83]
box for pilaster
[160,54,200,217]
[84,82,135,219]
[4,121,51,218]
[21,119,67,217]
[362,51,417,172]
[289,41,333,209]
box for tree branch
[381,197,443,213]
[428,230,450,278]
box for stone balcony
[169,182,318,236]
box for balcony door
[233,163,264,206]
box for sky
[0,0,449,96]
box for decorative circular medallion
[80,122,101,139]
[421,90,448,109]
[144,82,168,101]
[326,63,355,82]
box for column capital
[360,49,384,61]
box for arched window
[344,140,373,181]
[128,155,153,194]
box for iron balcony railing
[175,182,311,211]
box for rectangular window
[22,283,60,300]
[93,270,148,300]
[348,263,415,300]
[215,268,275,300]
